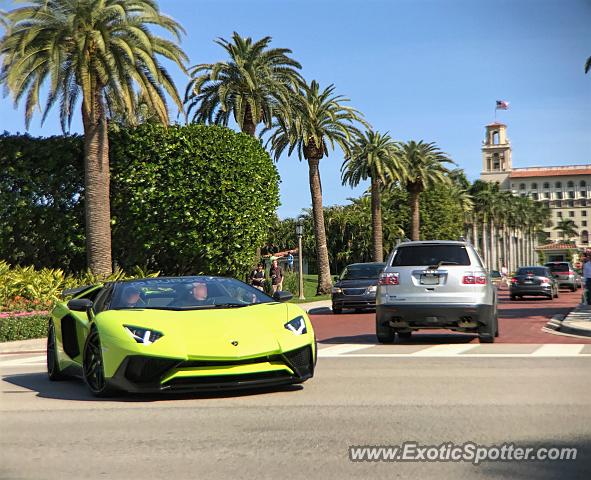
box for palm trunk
[408,184,421,241]
[82,88,112,277]
[370,176,383,262]
[472,219,479,253]
[241,104,257,136]
[482,218,488,269]
[307,157,332,295]
[490,219,496,271]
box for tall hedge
[109,124,280,276]
[0,132,86,271]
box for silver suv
[376,240,498,343]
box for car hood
[96,302,311,358]
[335,279,377,288]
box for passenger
[121,287,142,308]
[178,282,212,307]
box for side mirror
[272,291,293,303]
[67,298,93,312]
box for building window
[556,200,563,208]
[568,191,575,199]
[492,153,500,170]
[583,210,588,217]
[531,183,538,190]
[557,212,563,218]
[567,180,574,188]
[556,192,563,200]
[569,211,575,217]
[567,200,574,207]
[582,231,589,244]
[581,180,587,188]
[519,183,526,190]
[582,200,588,207]
[580,190,587,198]
[583,221,588,227]
[543,182,550,189]
[543,201,550,208]
[544,192,550,199]
[531,193,539,200]
[555,181,562,188]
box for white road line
[324,353,591,358]
[0,355,45,367]
[317,344,372,357]
[411,344,479,356]
[531,344,586,356]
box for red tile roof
[536,242,578,251]
[510,166,591,178]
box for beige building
[480,122,591,258]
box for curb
[544,308,591,338]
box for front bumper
[376,303,494,331]
[332,293,376,309]
[106,345,315,393]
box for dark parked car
[544,262,582,291]
[332,262,386,314]
[510,266,559,300]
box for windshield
[110,277,274,310]
[391,245,471,267]
[517,267,547,276]
[340,263,385,280]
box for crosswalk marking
[531,344,585,356]
[411,344,479,356]
[0,354,45,367]
[318,344,371,356]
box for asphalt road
[1,287,590,479]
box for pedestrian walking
[583,254,591,305]
[269,259,284,293]
[249,263,266,291]
[286,251,294,272]
[501,265,509,290]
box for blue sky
[1,0,589,218]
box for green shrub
[0,315,49,342]
[110,123,280,277]
[282,271,299,295]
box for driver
[178,281,212,307]
[121,287,142,308]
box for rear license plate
[420,274,439,285]
[524,280,533,284]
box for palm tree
[0,0,187,276]
[185,32,303,136]
[392,141,454,241]
[341,130,406,262]
[554,219,579,241]
[264,80,364,294]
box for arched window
[531,183,538,190]
[555,181,562,188]
[580,180,587,188]
[519,183,526,190]
[567,180,574,188]
[582,230,589,244]
[543,182,550,189]
[492,131,499,145]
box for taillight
[540,277,550,283]
[379,272,399,285]
[511,277,518,284]
[568,271,575,276]
[462,272,487,285]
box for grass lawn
[288,274,332,304]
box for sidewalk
[0,337,45,354]
[545,304,591,338]
[294,299,332,314]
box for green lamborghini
[47,276,316,396]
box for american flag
[496,100,510,110]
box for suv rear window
[391,245,471,267]
[545,263,569,272]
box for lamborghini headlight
[284,316,307,335]
[123,325,163,344]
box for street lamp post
[296,218,305,300]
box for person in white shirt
[583,255,591,305]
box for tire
[332,306,342,314]
[83,327,116,397]
[478,310,496,343]
[397,331,412,340]
[47,321,66,381]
